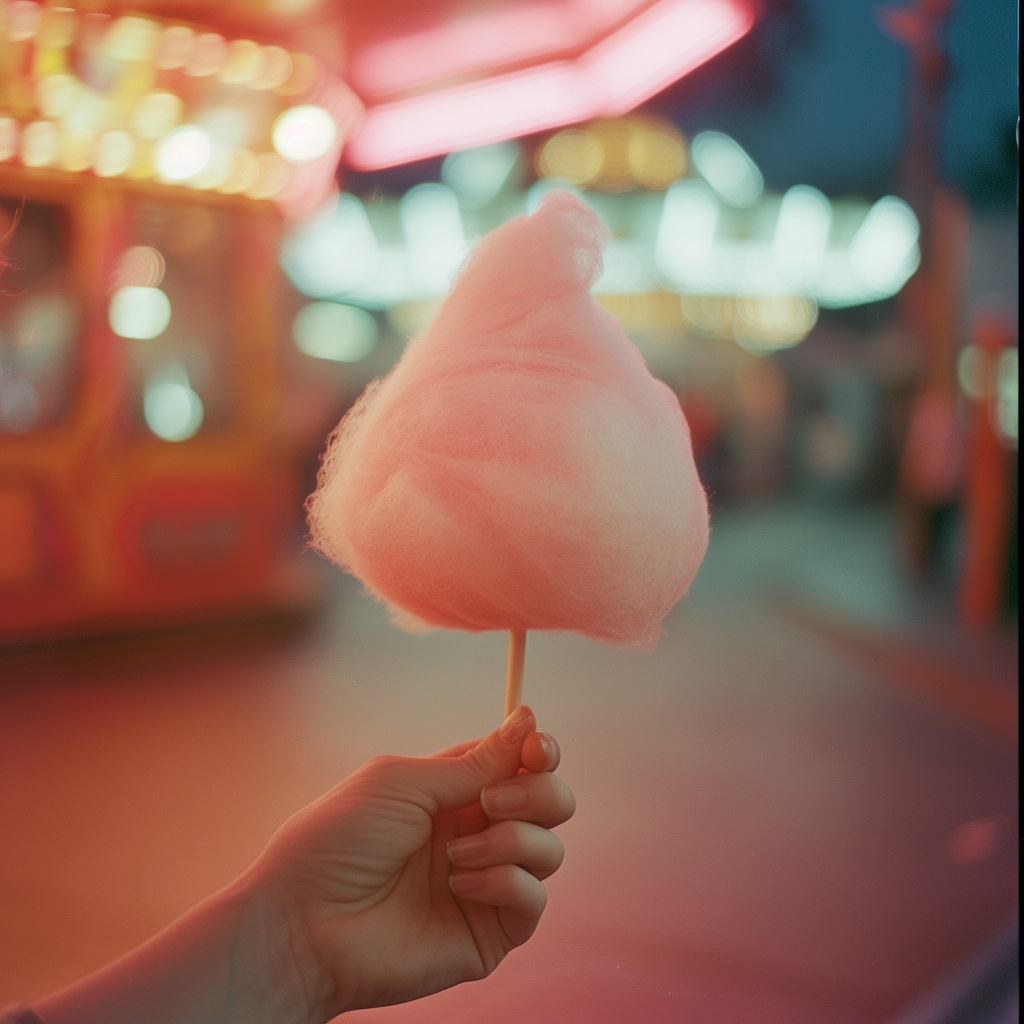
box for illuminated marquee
[0,1,361,216]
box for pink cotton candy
[307,190,709,648]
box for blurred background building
[0,0,1015,644]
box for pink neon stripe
[344,0,755,171]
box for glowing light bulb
[144,380,203,441]
[273,105,336,162]
[109,286,171,340]
[293,302,379,362]
[155,126,212,181]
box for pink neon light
[351,0,656,100]
[345,0,755,171]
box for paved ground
[0,499,1017,1022]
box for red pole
[958,311,1016,629]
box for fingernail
[481,780,527,815]
[536,732,559,766]
[447,834,487,864]
[449,870,484,896]
[499,705,533,745]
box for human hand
[249,705,575,1021]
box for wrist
[228,866,338,1024]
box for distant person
[2,705,574,1024]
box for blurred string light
[293,302,379,362]
[958,344,1019,448]
[0,118,17,160]
[2,10,346,215]
[281,127,920,347]
[847,196,920,294]
[535,116,686,192]
[155,125,212,181]
[655,179,719,288]
[770,185,831,291]
[272,104,336,161]
[281,193,382,299]
[691,130,762,207]
[143,364,203,441]
[400,183,467,296]
[442,141,520,209]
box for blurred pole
[877,0,967,578]
[958,312,1015,630]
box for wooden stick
[504,628,527,719]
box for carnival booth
[0,1,356,640]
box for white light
[957,345,984,400]
[655,178,719,287]
[771,185,831,290]
[849,196,920,293]
[293,302,379,362]
[441,141,520,209]
[691,131,763,207]
[155,125,212,181]
[997,348,1018,445]
[144,380,203,441]
[281,193,381,298]
[400,183,468,296]
[272,105,337,162]
[109,286,171,340]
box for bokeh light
[132,92,183,139]
[115,247,166,289]
[293,302,379,362]
[155,125,213,181]
[441,141,520,209]
[109,286,172,340]
[0,118,17,161]
[536,129,604,187]
[771,185,832,290]
[218,39,264,86]
[185,33,227,77]
[93,130,134,177]
[156,25,194,70]
[848,196,920,294]
[272,105,337,162]
[20,120,57,167]
[691,131,763,207]
[144,378,204,441]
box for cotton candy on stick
[307,189,709,716]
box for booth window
[123,199,236,442]
[0,197,80,434]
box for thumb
[413,705,536,815]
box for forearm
[31,870,330,1024]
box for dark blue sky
[660,0,1018,200]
